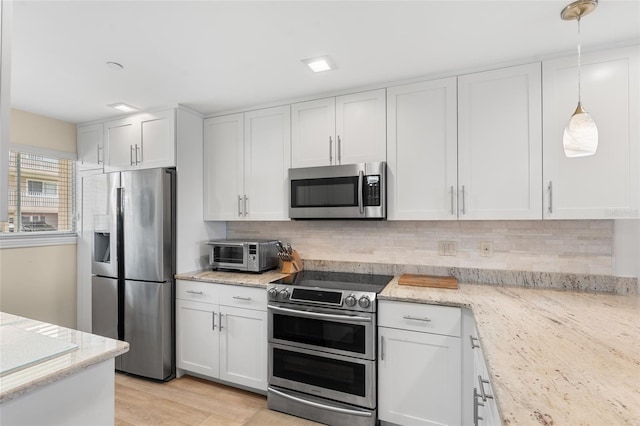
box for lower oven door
[268,303,376,360]
[269,342,376,409]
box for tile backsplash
[227,220,614,275]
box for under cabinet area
[542,45,639,219]
[291,89,386,168]
[203,105,290,221]
[378,300,462,426]
[176,280,268,392]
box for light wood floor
[115,373,322,425]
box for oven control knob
[268,288,279,300]
[358,296,371,309]
[344,294,357,307]
[278,289,290,301]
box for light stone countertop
[175,269,290,288]
[380,278,640,425]
[0,312,129,403]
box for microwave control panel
[363,175,381,206]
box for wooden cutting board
[398,274,458,289]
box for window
[1,150,76,234]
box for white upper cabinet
[243,105,291,220]
[457,62,543,220]
[542,46,639,219]
[291,89,386,167]
[104,109,176,171]
[203,113,244,221]
[204,105,291,221]
[387,77,458,220]
[77,122,104,171]
[291,97,336,167]
[335,89,387,165]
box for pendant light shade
[561,0,598,158]
[563,103,598,157]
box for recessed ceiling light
[108,102,140,113]
[302,56,333,73]
[106,61,124,70]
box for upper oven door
[207,242,248,270]
[289,162,386,219]
[268,303,376,360]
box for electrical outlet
[438,241,457,256]
[480,241,493,257]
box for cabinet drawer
[378,300,461,337]
[176,280,219,304]
[219,284,267,311]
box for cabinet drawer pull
[547,181,553,214]
[219,312,224,331]
[380,335,385,361]
[403,315,431,322]
[337,135,342,164]
[461,185,466,215]
[478,375,494,401]
[186,290,203,295]
[244,195,248,217]
[232,296,252,301]
[212,311,216,330]
[470,335,480,349]
[474,388,484,426]
[238,195,243,216]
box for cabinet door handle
[219,312,224,331]
[547,181,553,214]
[461,185,466,215]
[470,335,480,349]
[478,375,494,401]
[97,145,103,164]
[380,335,385,361]
[403,315,431,322]
[450,186,455,215]
[186,290,203,295]
[135,144,141,165]
[212,311,216,330]
[337,135,341,164]
[474,388,484,425]
[244,196,248,217]
[232,296,252,301]
[130,145,135,166]
[238,196,243,217]
[329,136,333,164]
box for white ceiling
[10,0,640,124]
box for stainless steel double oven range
[267,271,393,426]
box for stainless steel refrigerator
[89,167,175,381]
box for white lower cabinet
[462,309,502,426]
[176,280,267,392]
[378,300,462,426]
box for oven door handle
[268,387,373,418]
[268,305,372,323]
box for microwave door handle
[358,170,364,215]
[268,305,372,323]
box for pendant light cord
[577,15,582,105]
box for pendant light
[561,0,598,158]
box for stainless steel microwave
[289,162,386,219]
[207,239,279,272]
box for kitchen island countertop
[380,278,640,425]
[0,312,129,403]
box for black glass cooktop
[272,270,393,293]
